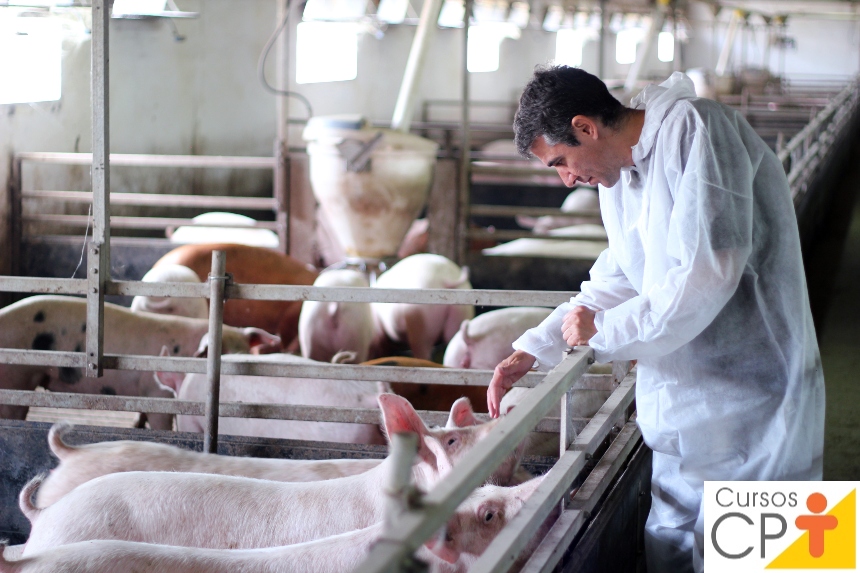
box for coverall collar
[629,72,699,167]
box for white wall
[1,0,858,273]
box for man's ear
[571,115,599,141]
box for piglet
[1,523,464,573]
[19,394,509,555]
[129,264,208,319]
[8,475,553,573]
[34,421,381,508]
[0,295,279,430]
[371,254,474,361]
[427,475,557,570]
[160,353,388,445]
[443,307,552,370]
[298,269,374,364]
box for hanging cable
[257,0,313,120]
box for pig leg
[141,375,178,431]
[405,311,433,361]
[0,364,47,421]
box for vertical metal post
[204,250,227,453]
[598,0,607,78]
[8,157,22,278]
[455,0,472,265]
[274,0,290,255]
[559,388,575,508]
[384,432,419,537]
[86,0,111,379]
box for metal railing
[776,75,860,207]
[0,4,641,570]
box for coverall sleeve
[589,108,755,362]
[512,247,638,371]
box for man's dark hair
[513,65,627,157]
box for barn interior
[0,0,858,570]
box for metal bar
[456,0,471,266]
[384,433,419,534]
[273,0,290,254]
[204,250,227,453]
[0,347,613,391]
[469,204,601,218]
[14,152,276,169]
[469,373,636,573]
[0,276,108,295]
[467,229,608,242]
[0,389,577,431]
[106,281,577,306]
[559,388,575,507]
[217,285,574,306]
[353,349,595,573]
[520,420,642,573]
[23,214,280,231]
[22,190,277,210]
[469,164,558,177]
[9,157,22,277]
[86,0,109,379]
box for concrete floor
[815,142,860,481]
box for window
[555,29,585,67]
[0,12,62,105]
[467,22,519,73]
[615,28,644,65]
[295,22,359,84]
[658,31,674,62]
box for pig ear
[446,397,478,428]
[153,371,184,396]
[378,394,435,465]
[243,328,282,354]
[194,334,210,358]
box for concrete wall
[1,0,858,275]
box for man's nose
[555,168,575,187]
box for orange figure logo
[795,493,839,558]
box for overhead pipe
[715,9,744,77]
[622,7,666,100]
[391,0,445,132]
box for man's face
[530,122,624,188]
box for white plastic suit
[513,73,825,573]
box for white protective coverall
[512,72,825,573]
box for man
[487,66,824,573]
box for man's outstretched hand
[487,349,537,418]
[562,306,597,347]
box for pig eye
[483,511,495,523]
[447,437,457,447]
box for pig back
[154,244,319,346]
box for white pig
[8,479,545,573]
[36,396,524,509]
[0,295,279,430]
[157,353,387,445]
[298,269,374,364]
[2,523,467,573]
[427,475,558,569]
[34,421,382,508]
[130,264,208,319]
[371,254,474,361]
[515,187,601,234]
[19,394,459,555]
[443,307,553,370]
